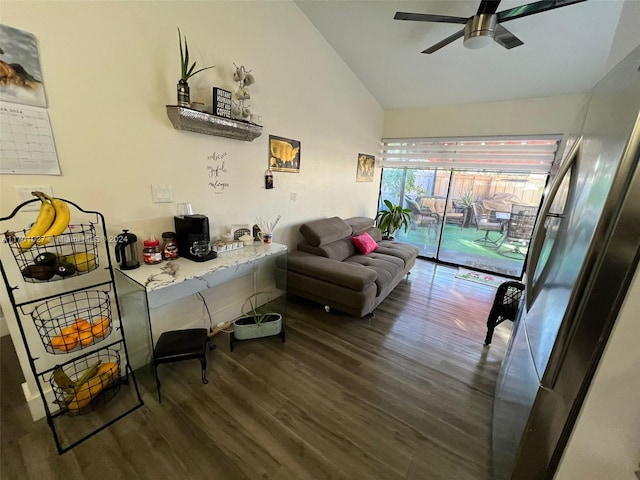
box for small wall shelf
[165,106,262,142]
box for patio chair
[496,205,538,257]
[484,281,525,345]
[405,196,438,229]
[422,197,465,226]
[472,202,503,246]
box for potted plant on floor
[375,199,412,240]
[457,189,475,228]
[232,291,282,340]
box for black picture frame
[269,135,300,173]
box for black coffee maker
[174,214,217,262]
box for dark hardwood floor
[0,259,512,479]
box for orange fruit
[50,335,67,351]
[56,333,78,352]
[92,317,111,330]
[92,324,108,338]
[91,318,111,337]
[60,325,77,336]
[78,330,94,346]
[73,318,91,333]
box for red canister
[143,237,162,265]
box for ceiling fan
[394,0,587,54]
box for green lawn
[395,223,527,278]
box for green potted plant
[375,199,412,239]
[176,27,215,107]
[457,189,475,227]
[232,291,282,341]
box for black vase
[177,79,190,107]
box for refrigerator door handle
[526,135,583,310]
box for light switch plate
[151,185,173,203]
[14,186,54,211]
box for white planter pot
[233,313,282,340]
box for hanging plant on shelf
[176,27,215,108]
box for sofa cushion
[352,232,378,255]
[287,251,377,291]
[364,227,382,242]
[298,238,357,261]
[368,252,405,270]
[376,240,420,268]
[299,217,353,247]
[344,217,375,235]
[345,255,402,296]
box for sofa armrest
[287,252,377,291]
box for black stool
[153,328,215,402]
[484,281,524,345]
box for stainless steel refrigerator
[492,44,640,479]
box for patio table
[494,211,511,230]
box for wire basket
[31,290,113,355]
[49,348,122,416]
[5,223,100,283]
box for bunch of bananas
[53,359,119,413]
[19,192,71,251]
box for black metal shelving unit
[0,197,143,454]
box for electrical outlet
[151,185,173,203]
[14,186,54,211]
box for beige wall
[0,0,384,417]
[0,0,384,248]
[383,94,586,139]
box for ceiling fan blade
[497,0,587,23]
[476,0,502,15]
[394,12,468,24]
[494,24,524,49]
[422,29,465,54]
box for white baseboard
[0,306,8,337]
[22,381,48,421]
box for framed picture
[269,135,300,173]
[356,153,375,182]
[0,25,47,108]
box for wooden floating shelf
[165,106,262,142]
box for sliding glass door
[380,167,547,278]
[380,135,560,278]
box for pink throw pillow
[352,232,378,255]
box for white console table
[113,242,287,397]
[116,242,287,308]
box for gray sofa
[284,216,419,317]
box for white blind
[381,135,562,173]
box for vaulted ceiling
[296,1,637,110]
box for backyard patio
[395,222,528,278]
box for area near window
[379,135,562,278]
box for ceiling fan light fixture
[463,14,497,49]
